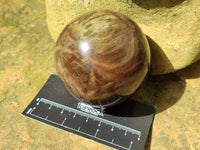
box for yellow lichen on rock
[46,0,200,75]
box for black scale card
[22,74,155,150]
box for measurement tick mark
[26,108,32,114]
[124,131,127,136]
[128,141,133,150]
[62,118,66,125]
[111,139,114,143]
[95,129,99,137]
[73,114,76,118]
[98,122,101,127]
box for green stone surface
[0,0,200,150]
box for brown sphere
[55,10,150,107]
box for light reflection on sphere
[55,10,150,107]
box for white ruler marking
[95,129,99,137]
[29,112,131,150]
[38,98,141,140]
[26,108,32,114]
[128,141,133,150]
[111,139,114,143]
[61,118,66,125]
[27,97,143,150]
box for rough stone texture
[0,0,200,150]
[46,0,200,75]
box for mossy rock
[46,0,200,75]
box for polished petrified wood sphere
[55,10,150,107]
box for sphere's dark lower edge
[90,94,133,109]
[60,79,133,108]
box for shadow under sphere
[131,35,186,114]
[131,73,186,114]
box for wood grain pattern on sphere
[55,10,150,106]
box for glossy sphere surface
[55,10,150,106]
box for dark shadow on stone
[131,73,186,114]
[105,98,155,117]
[129,0,185,9]
[176,59,200,79]
[146,36,174,75]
